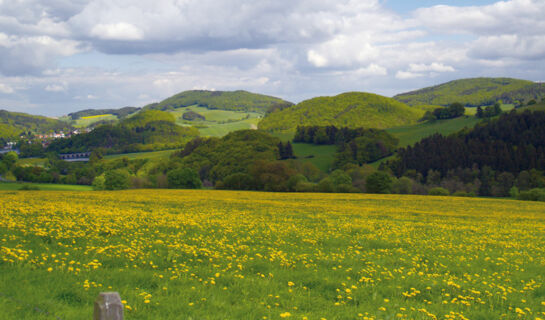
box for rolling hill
[145,90,292,113]
[0,110,73,139]
[258,92,426,133]
[394,77,545,107]
[67,106,140,120]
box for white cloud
[354,64,387,76]
[0,0,544,115]
[469,35,545,60]
[409,63,455,73]
[414,0,545,36]
[0,83,14,93]
[90,23,143,41]
[307,50,328,67]
[45,83,66,92]
[395,71,423,80]
[0,33,81,75]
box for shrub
[287,174,307,192]
[509,186,519,199]
[19,184,40,191]
[517,188,545,201]
[428,187,450,196]
[392,177,413,194]
[104,169,131,190]
[220,173,254,190]
[452,191,471,197]
[92,175,106,191]
[294,181,316,192]
[365,171,392,194]
[167,167,202,189]
[0,161,7,175]
[317,178,334,193]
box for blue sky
[0,0,544,116]
[384,0,499,13]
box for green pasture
[170,105,262,137]
[104,149,176,161]
[0,182,92,191]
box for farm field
[1,190,544,319]
[386,117,481,148]
[292,143,337,172]
[104,149,177,161]
[171,105,262,137]
[59,114,118,128]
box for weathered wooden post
[94,292,124,320]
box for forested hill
[394,78,545,107]
[258,92,427,133]
[145,90,292,113]
[46,110,199,154]
[0,109,72,138]
[388,109,545,177]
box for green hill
[67,106,140,120]
[0,110,73,139]
[146,90,291,113]
[258,92,426,133]
[394,77,545,107]
[46,110,199,154]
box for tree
[448,102,465,118]
[392,177,413,194]
[2,151,18,170]
[0,161,7,175]
[220,173,253,190]
[428,187,450,196]
[476,106,484,118]
[365,171,392,194]
[167,167,202,189]
[104,169,131,190]
[92,175,106,190]
[328,169,352,192]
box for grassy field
[0,182,92,191]
[104,149,177,161]
[292,143,336,172]
[386,116,481,148]
[0,190,544,319]
[18,157,48,167]
[171,105,262,137]
[59,114,118,128]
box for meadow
[0,182,92,191]
[0,190,544,319]
[171,105,262,137]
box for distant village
[0,128,92,155]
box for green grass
[270,131,336,172]
[72,114,118,128]
[104,149,176,161]
[386,116,481,148]
[170,105,262,137]
[18,157,48,167]
[1,190,544,319]
[519,101,545,112]
[292,143,336,172]
[464,104,515,116]
[0,182,92,191]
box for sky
[0,0,544,116]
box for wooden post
[94,292,123,320]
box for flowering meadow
[0,190,544,319]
